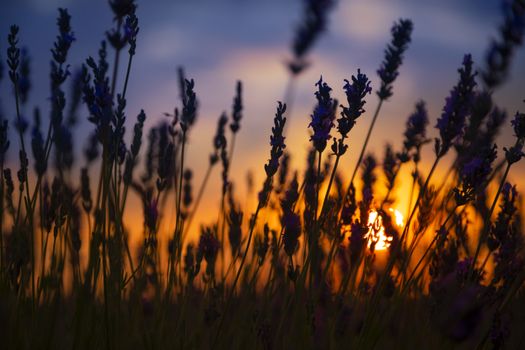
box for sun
[365,208,404,251]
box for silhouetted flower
[230,81,243,133]
[80,167,92,213]
[18,48,30,105]
[289,0,335,75]
[382,143,397,190]
[454,145,497,205]
[198,226,220,277]
[259,102,287,207]
[109,0,136,20]
[0,120,10,164]
[124,110,146,185]
[488,182,524,291]
[180,78,198,132]
[377,19,413,100]
[31,118,46,176]
[183,168,193,209]
[309,77,336,152]
[122,8,139,56]
[143,196,158,233]
[399,100,428,162]
[435,54,477,156]
[282,211,301,257]
[504,142,525,164]
[264,102,287,178]
[482,0,525,89]
[510,110,525,139]
[361,154,377,199]
[228,202,243,257]
[254,224,270,265]
[51,9,75,65]
[337,69,372,142]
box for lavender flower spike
[377,19,413,100]
[338,69,372,138]
[259,102,287,207]
[435,54,477,157]
[309,77,336,153]
[399,100,429,162]
[264,102,287,178]
[289,0,335,75]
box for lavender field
[1,0,525,349]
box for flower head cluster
[211,112,228,165]
[454,144,497,205]
[488,183,518,253]
[361,153,377,198]
[377,19,413,100]
[18,48,31,105]
[510,110,525,139]
[227,200,243,256]
[337,69,372,139]
[180,78,198,132]
[143,195,158,233]
[435,54,477,157]
[124,9,139,56]
[7,25,20,84]
[264,102,287,178]
[31,115,46,176]
[289,0,335,75]
[182,169,193,210]
[230,81,243,133]
[109,0,136,21]
[482,0,525,89]
[259,102,287,207]
[504,108,525,164]
[198,226,220,276]
[309,77,336,153]
[0,120,10,164]
[80,168,92,214]
[51,9,75,66]
[83,42,113,140]
[400,100,428,162]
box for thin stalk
[342,99,384,204]
[318,153,341,221]
[470,161,512,275]
[183,163,214,237]
[214,203,262,342]
[358,154,441,342]
[12,72,34,306]
[401,206,457,293]
[406,161,419,219]
[282,75,297,134]
[110,18,123,98]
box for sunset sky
[1,0,524,241]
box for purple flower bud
[309,77,336,152]
[435,54,477,156]
[338,69,372,139]
[377,19,413,100]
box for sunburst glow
[365,209,404,251]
